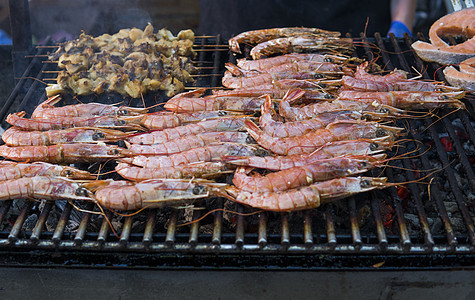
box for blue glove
[0,29,12,45]
[387,21,412,38]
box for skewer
[36,41,225,49]
[193,49,229,52]
[193,44,228,48]
[44,73,222,81]
[43,60,214,64]
[194,35,217,38]
[41,65,216,73]
[184,86,230,90]
[25,54,49,58]
[190,74,222,77]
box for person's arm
[388,0,417,37]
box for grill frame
[0,32,474,270]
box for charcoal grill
[0,3,474,271]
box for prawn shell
[0,176,94,201]
[94,179,214,210]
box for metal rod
[52,201,73,243]
[188,209,201,245]
[119,216,134,247]
[30,201,53,242]
[281,213,290,247]
[97,210,113,244]
[212,199,223,245]
[303,210,313,245]
[371,195,388,250]
[165,210,178,245]
[8,200,33,242]
[348,197,362,248]
[258,212,267,247]
[73,202,95,245]
[235,204,245,247]
[325,205,337,249]
[142,209,156,245]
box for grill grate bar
[30,201,53,242]
[73,202,95,245]
[142,209,156,245]
[165,210,178,245]
[385,167,412,250]
[97,210,113,244]
[258,213,267,247]
[51,201,72,243]
[188,210,201,245]
[211,199,224,245]
[281,213,290,247]
[325,205,337,249]
[303,210,313,245]
[234,204,245,247]
[119,216,133,247]
[370,196,388,249]
[348,197,362,248]
[8,200,33,241]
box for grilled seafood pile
[0,27,468,213]
[0,96,144,164]
[46,24,197,98]
[228,27,354,59]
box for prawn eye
[324,57,332,63]
[375,128,387,137]
[246,135,256,144]
[379,108,389,113]
[324,94,334,99]
[109,149,120,155]
[218,111,227,116]
[369,143,379,151]
[76,187,89,197]
[92,131,104,140]
[313,73,323,79]
[360,179,371,188]
[192,185,205,195]
[442,95,448,100]
[118,108,129,115]
[62,169,72,176]
[119,120,126,125]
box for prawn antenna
[177,208,264,227]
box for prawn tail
[225,63,245,77]
[282,88,307,104]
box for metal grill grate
[0,34,474,269]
